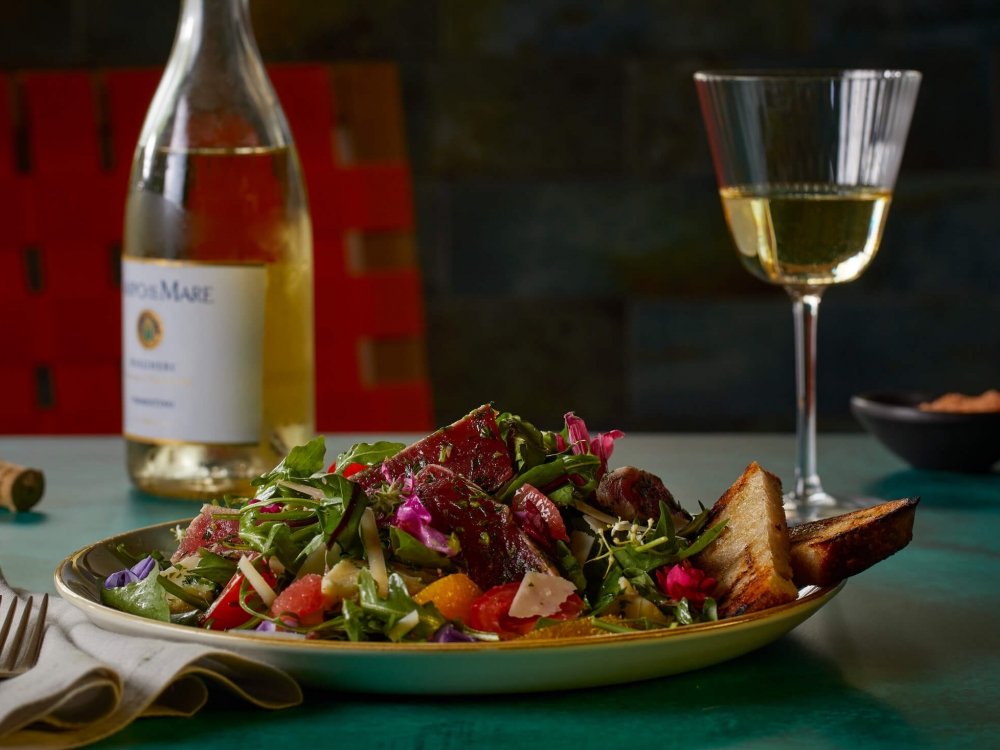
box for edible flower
[430,623,478,643]
[556,412,625,480]
[656,560,717,608]
[104,556,156,590]
[392,467,456,557]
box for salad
[101,405,730,643]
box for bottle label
[122,257,267,444]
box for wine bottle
[122,0,315,499]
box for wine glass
[694,70,921,522]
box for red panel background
[0,65,433,435]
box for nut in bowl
[851,391,1000,473]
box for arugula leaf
[170,609,202,627]
[356,569,446,641]
[251,436,327,487]
[100,563,170,622]
[497,453,601,505]
[677,503,711,539]
[194,549,239,586]
[157,575,209,611]
[334,441,406,474]
[238,510,305,571]
[589,562,624,615]
[701,597,718,622]
[613,543,677,576]
[332,487,367,558]
[496,414,547,473]
[389,527,455,569]
[676,519,728,559]
[553,540,587,591]
[342,600,367,642]
[674,597,694,625]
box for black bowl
[850,391,1000,473]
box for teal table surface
[0,434,998,749]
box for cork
[0,460,45,512]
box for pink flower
[562,412,625,480]
[565,412,592,455]
[656,561,717,608]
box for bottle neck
[156,0,281,151]
[176,0,256,72]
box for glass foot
[782,490,876,525]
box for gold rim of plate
[55,518,845,653]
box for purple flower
[394,496,456,557]
[256,619,278,632]
[104,556,157,589]
[431,623,478,643]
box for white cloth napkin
[0,570,302,750]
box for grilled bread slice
[788,498,918,587]
[694,462,798,618]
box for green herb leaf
[251,436,327,488]
[356,569,446,641]
[100,563,171,622]
[676,519,728,559]
[590,562,624,615]
[553,540,587,592]
[170,609,203,627]
[342,600,367,642]
[496,414,547,473]
[194,549,239,586]
[498,453,601,505]
[389,526,455,569]
[238,510,305,571]
[157,574,209,611]
[674,597,694,625]
[334,441,406,474]
[701,597,718,622]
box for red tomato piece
[327,461,367,477]
[468,582,585,640]
[270,574,331,627]
[512,484,570,543]
[200,563,277,631]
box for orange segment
[412,573,484,622]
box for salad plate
[56,519,843,694]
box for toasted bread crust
[788,498,918,587]
[695,462,798,618]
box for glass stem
[789,287,826,503]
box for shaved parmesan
[296,544,327,580]
[388,609,420,641]
[278,480,326,499]
[508,572,576,619]
[268,557,286,575]
[322,559,363,602]
[574,500,616,526]
[569,530,595,566]
[238,555,277,607]
[361,508,388,597]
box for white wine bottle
[122,0,314,499]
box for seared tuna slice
[353,405,514,494]
[414,465,553,591]
[595,467,692,529]
[171,504,241,563]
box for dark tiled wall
[6,0,999,431]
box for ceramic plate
[56,519,844,694]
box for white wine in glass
[720,184,892,286]
[695,71,920,521]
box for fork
[0,594,48,679]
